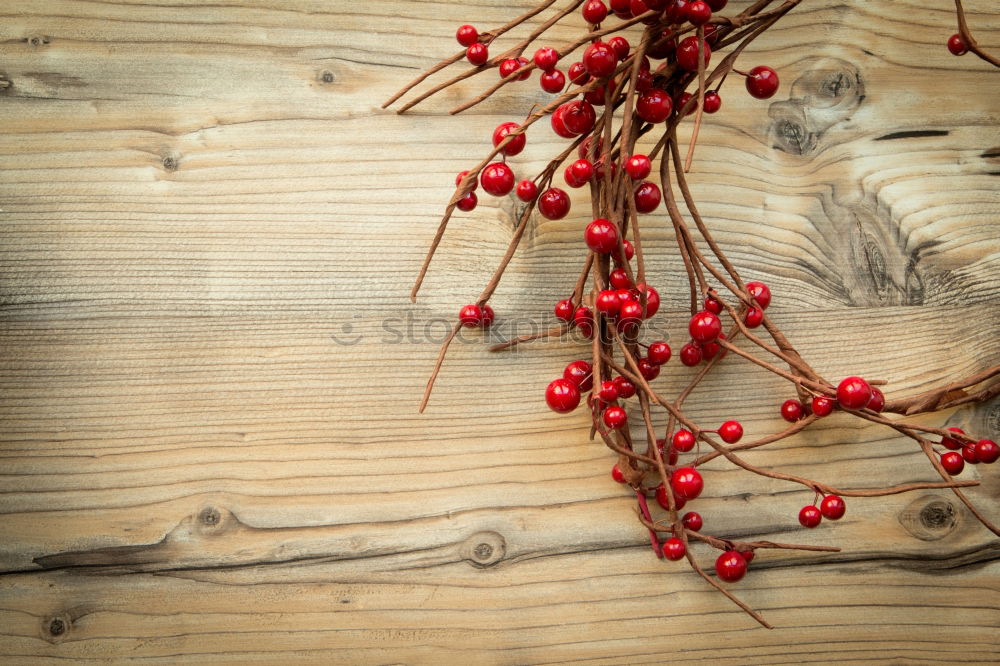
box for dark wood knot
[462,531,506,568]
[898,495,959,541]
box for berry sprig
[384,0,1000,628]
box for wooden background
[2,0,999,662]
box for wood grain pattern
[1,0,999,662]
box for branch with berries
[383,0,999,628]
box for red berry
[480,162,515,196]
[585,218,619,254]
[940,427,965,451]
[554,299,574,322]
[744,306,764,328]
[456,25,479,47]
[947,33,968,56]
[718,420,743,444]
[617,299,643,330]
[455,170,477,191]
[563,101,597,135]
[582,0,609,24]
[539,68,566,93]
[603,405,627,429]
[466,43,489,66]
[781,399,804,423]
[567,61,590,85]
[837,376,872,410]
[673,429,696,452]
[819,495,846,520]
[564,360,594,392]
[584,42,618,78]
[745,65,779,99]
[533,46,559,71]
[459,304,483,327]
[648,341,671,365]
[596,289,622,316]
[499,57,530,81]
[611,463,627,483]
[598,380,619,403]
[638,357,660,381]
[656,483,687,511]
[636,89,673,123]
[940,451,964,475]
[704,295,722,314]
[676,36,710,72]
[550,107,576,139]
[620,239,635,262]
[456,191,478,211]
[481,305,495,327]
[609,267,632,289]
[798,505,822,528]
[703,90,722,113]
[701,335,724,361]
[546,378,581,413]
[607,36,630,60]
[625,154,652,180]
[635,283,660,318]
[686,0,712,25]
[614,376,636,399]
[671,467,703,500]
[492,122,526,156]
[975,439,1000,464]
[739,549,755,564]
[676,92,696,116]
[682,511,703,531]
[746,281,771,309]
[688,311,722,343]
[574,306,595,338]
[680,343,702,366]
[715,551,747,582]
[662,537,686,561]
[962,443,980,464]
[570,159,595,185]
[706,0,727,9]
[538,188,570,219]
[811,396,835,417]
[866,387,885,412]
[635,68,654,92]
[634,181,662,213]
[516,180,538,202]
[648,29,676,58]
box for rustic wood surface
[1,0,999,663]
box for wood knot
[199,507,221,526]
[320,70,335,84]
[162,156,179,171]
[462,531,506,568]
[27,35,50,48]
[898,495,958,541]
[42,615,70,642]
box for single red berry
[546,378,581,413]
[819,495,846,520]
[455,170,478,191]
[799,505,822,528]
[609,267,632,289]
[975,439,1000,464]
[585,218,619,254]
[656,483,687,511]
[866,387,885,412]
[466,43,489,66]
[516,180,538,202]
[648,29,676,59]
[746,281,771,309]
[676,92,696,116]
[811,396,835,417]
[456,191,478,211]
[598,380,619,403]
[664,0,688,24]
[499,57,531,81]
[706,0,727,9]
[745,65,779,99]
[596,289,622,316]
[614,376,636,399]
[583,42,618,78]
[617,299,644,330]
[570,159,594,184]
[715,551,747,582]
[744,306,764,328]
[703,90,722,113]
[673,429,696,452]
[634,181,662,213]
[620,239,635,262]
[608,36,630,60]
[676,35,711,72]
[781,399,804,423]
[539,69,566,93]
[481,305,495,327]
[638,357,660,381]
[564,360,594,392]
[635,68,654,92]
[682,511,703,531]
[611,463,627,483]
[573,306,595,338]
[533,46,559,71]
[947,33,968,56]
[662,537,686,561]
[603,405,627,429]
[940,427,965,451]
[837,376,872,410]
[635,283,660,318]
[563,101,597,135]
[456,25,479,47]
[492,122,526,156]
[459,304,483,327]
[688,311,721,343]
[962,443,980,464]
[625,154,651,180]
[550,105,577,139]
[582,0,609,24]
[680,343,702,366]
[480,162,515,197]
[739,549,755,564]
[686,0,712,25]
[701,334,724,361]
[648,341,671,365]
[538,188,571,219]
[567,61,590,85]
[671,467,703,500]
[704,295,723,314]
[554,299,574,322]
[636,89,673,123]
[718,420,743,444]
[940,451,964,475]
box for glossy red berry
[686,0,712,25]
[611,463,627,483]
[625,155,651,180]
[466,43,489,66]
[745,281,771,309]
[550,104,577,138]
[538,188,570,219]
[676,36,711,72]
[634,181,662,213]
[648,341,672,365]
[811,396,835,417]
[583,42,618,78]
[744,306,764,328]
[598,380,619,403]
[680,343,702,366]
[638,357,660,381]
[574,306,595,338]
[492,122,526,156]
[975,439,1000,464]
[703,90,722,113]
[739,549,755,564]
[671,467,703,500]
[455,170,477,191]
[704,295,723,314]
[718,420,743,444]
[603,405,627,429]
[459,304,483,327]
[554,299,574,322]
[940,451,964,475]
[499,57,530,81]
[656,484,686,511]
[706,0,727,9]
[947,33,968,56]
[673,429,696,452]
[701,335,724,361]
[480,162,515,196]
[609,267,632,289]
[564,360,594,392]
[635,284,660,318]
[546,378,581,413]
[962,443,980,464]
[617,300,643,330]
[676,92,696,116]
[781,399,804,423]
[563,101,597,135]
[837,376,872,410]
[635,68,654,92]
[614,376,636,399]
[798,505,822,528]
[456,191,478,211]
[539,68,566,93]
[607,36,630,60]
[481,304,495,327]
[715,551,747,582]
[745,65,779,99]
[567,61,590,85]
[582,0,609,24]
[940,427,965,450]
[682,511,703,531]
[533,46,559,71]
[620,239,635,262]
[819,495,846,520]
[662,537,686,561]
[596,289,622,316]
[636,89,673,123]
[456,25,479,47]
[585,218,619,254]
[516,180,538,202]
[688,311,721,343]
[866,387,885,412]
[569,159,595,185]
